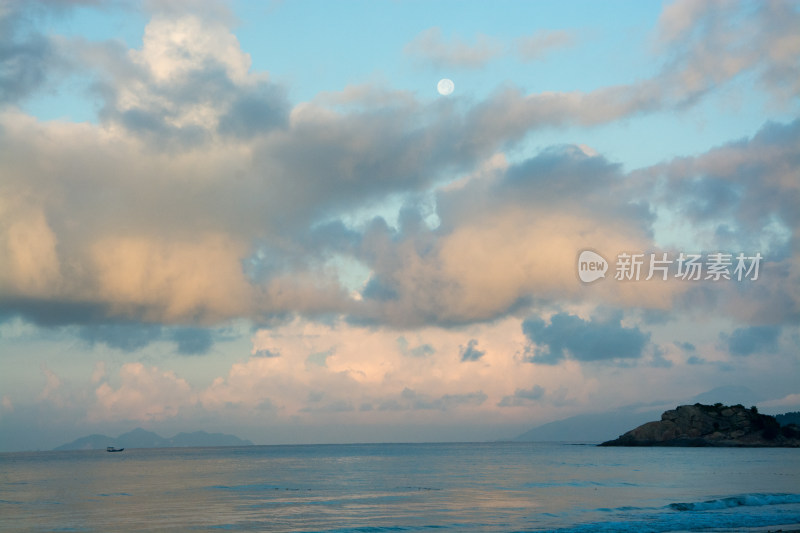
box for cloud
[91,15,289,146]
[675,341,696,352]
[641,118,800,325]
[523,311,650,364]
[169,327,214,355]
[656,0,800,104]
[515,30,575,62]
[397,336,435,358]
[79,323,163,352]
[348,146,672,327]
[0,2,67,105]
[404,27,501,69]
[460,339,485,362]
[379,388,488,411]
[726,325,781,356]
[253,348,280,358]
[90,362,194,422]
[300,399,355,413]
[498,385,545,407]
[1,1,798,334]
[78,323,214,354]
[306,348,334,368]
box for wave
[669,493,800,511]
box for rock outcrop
[599,403,800,447]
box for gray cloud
[657,0,800,105]
[726,325,781,356]
[217,85,289,139]
[77,323,215,354]
[0,298,115,327]
[377,388,487,411]
[169,327,214,355]
[79,323,163,352]
[498,385,545,407]
[96,61,289,148]
[300,400,355,413]
[0,2,70,105]
[253,348,281,358]
[1,1,798,334]
[523,312,650,364]
[643,118,800,325]
[459,339,485,362]
[675,341,696,352]
[347,144,653,328]
[397,337,435,358]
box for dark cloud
[672,177,743,221]
[361,277,399,302]
[253,348,280,358]
[79,323,163,352]
[726,325,781,356]
[169,327,214,355]
[97,62,289,148]
[77,323,215,354]
[460,339,485,362]
[0,2,73,106]
[675,341,696,352]
[523,311,650,364]
[0,29,55,105]
[501,145,621,200]
[0,298,114,327]
[217,86,289,139]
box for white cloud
[405,27,502,69]
[90,362,194,422]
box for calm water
[1,442,799,532]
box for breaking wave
[669,493,800,511]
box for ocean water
[1,442,798,532]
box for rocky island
[600,403,800,447]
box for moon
[437,78,454,96]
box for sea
[1,442,799,532]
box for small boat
[106,446,125,452]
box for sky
[0,0,798,452]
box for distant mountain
[54,428,253,450]
[512,409,662,442]
[776,411,800,426]
[54,433,120,451]
[117,428,171,448]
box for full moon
[437,78,454,96]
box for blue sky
[0,0,798,452]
